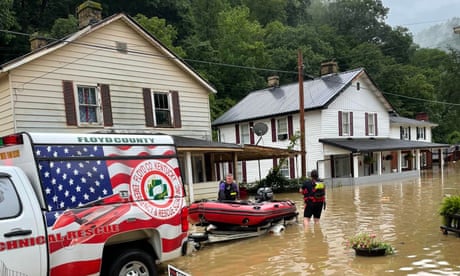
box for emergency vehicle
[0,132,191,276]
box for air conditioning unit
[277,133,288,141]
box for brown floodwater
[161,164,460,276]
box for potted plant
[363,155,375,165]
[439,195,460,232]
[345,232,394,256]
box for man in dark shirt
[218,173,239,201]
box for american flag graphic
[35,144,177,226]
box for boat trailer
[188,216,297,250]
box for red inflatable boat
[188,199,298,229]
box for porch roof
[319,138,449,153]
[173,136,299,161]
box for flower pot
[354,247,386,257]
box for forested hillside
[1,0,460,143]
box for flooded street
[162,165,460,275]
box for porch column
[233,153,239,182]
[185,151,194,203]
[416,149,421,171]
[440,150,444,167]
[397,150,402,172]
[377,152,382,175]
[353,155,359,178]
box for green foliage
[345,232,394,255]
[259,167,290,192]
[447,131,460,145]
[50,15,78,39]
[134,14,185,57]
[439,195,460,216]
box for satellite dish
[253,122,268,136]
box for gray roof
[390,116,437,127]
[319,138,449,153]
[212,68,393,126]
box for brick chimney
[77,1,102,29]
[267,76,279,88]
[29,33,49,51]
[320,61,338,76]
[416,112,429,121]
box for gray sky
[382,0,460,34]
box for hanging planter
[363,155,375,165]
[385,154,393,161]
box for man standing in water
[218,173,239,200]
[299,169,326,227]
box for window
[277,118,288,141]
[153,92,172,127]
[279,159,289,178]
[401,127,410,140]
[366,113,377,136]
[341,112,351,136]
[240,123,250,144]
[0,177,21,219]
[77,86,101,124]
[417,127,426,140]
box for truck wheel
[108,249,157,276]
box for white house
[212,62,448,186]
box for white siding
[2,19,212,139]
[0,75,14,133]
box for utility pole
[298,49,306,178]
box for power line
[1,29,459,107]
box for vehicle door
[0,171,47,276]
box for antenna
[253,122,268,137]
[252,122,268,146]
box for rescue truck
[0,132,191,276]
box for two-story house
[0,1,296,201]
[212,62,448,186]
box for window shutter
[338,111,342,136]
[235,124,240,144]
[143,88,154,127]
[271,118,276,142]
[288,115,293,139]
[171,90,182,128]
[272,158,277,168]
[365,112,368,136]
[100,84,113,126]
[423,127,426,139]
[409,127,411,140]
[249,121,255,144]
[350,112,354,136]
[416,127,419,139]
[62,80,77,126]
[400,126,403,139]
[374,113,378,136]
[242,161,247,183]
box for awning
[319,138,449,153]
[173,135,299,161]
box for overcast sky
[382,0,460,34]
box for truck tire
[108,249,157,276]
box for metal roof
[390,116,438,127]
[212,68,394,126]
[319,138,449,153]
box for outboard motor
[255,187,274,202]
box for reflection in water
[163,165,460,275]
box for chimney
[416,112,429,121]
[320,61,338,76]
[267,76,279,88]
[29,33,49,51]
[77,1,102,29]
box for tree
[134,14,185,57]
